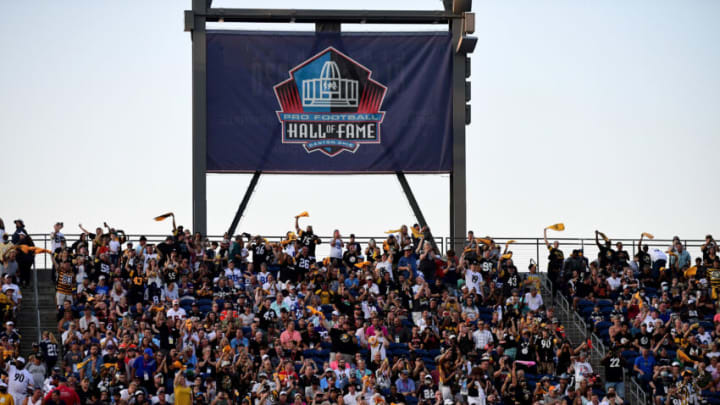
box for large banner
[207,31,452,173]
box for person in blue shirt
[397,246,418,280]
[231,328,249,349]
[395,370,416,397]
[344,272,359,295]
[671,242,692,270]
[95,276,110,296]
[80,344,104,383]
[633,347,655,387]
[320,368,335,391]
[132,348,157,388]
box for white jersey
[8,365,33,403]
[465,270,483,294]
[257,271,270,285]
[224,267,243,287]
[51,232,64,252]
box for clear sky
[1,0,719,244]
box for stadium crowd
[550,230,720,405]
[0,216,716,405]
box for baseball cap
[144,348,153,356]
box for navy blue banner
[207,31,452,173]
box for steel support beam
[449,18,467,253]
[227,171,261,237]
[204,8,456,24]
[191,0,208,235]
[396,172,437,251]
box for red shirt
[44,385,80,405]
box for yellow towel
[306,306,324,318]
[154,212,174,221]
[546,223,565,232]
[16,246,52,255]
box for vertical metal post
[227,171,262,237]
[396,172,438,251]
[449,17,467,253]
[191,0,208,236]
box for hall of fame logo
[273,47,387,157]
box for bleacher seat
[595,321,612,330]
[577,299,594,309]
[597,299,613,307]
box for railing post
[536,238,540,272]
[33,263,40,341]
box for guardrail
[539,273,647,404]
[32,263,40,342]
[22,232,713,275]
[627,376,648,404]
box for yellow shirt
[174,385,192,405]
[0,242,13,261]
[0,393,14,405]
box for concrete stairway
[17,270,57,358]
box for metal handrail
[33,263,40,342]
[628,376,648,404]
[541,273,644,402]
[24,232,714,272]
[547,275,647,403]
